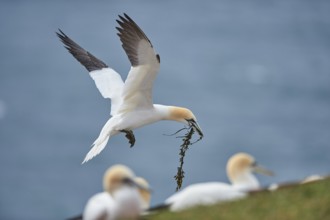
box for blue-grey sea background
[0,0,329,219]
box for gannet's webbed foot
[120,129,136,147]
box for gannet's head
[103,164,149,196]
[227,152,273,185]
[168,106,203,138]
[134,177,151,210]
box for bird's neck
[153,104,187,123]
[231,172,260,191]
[153,104,175,121]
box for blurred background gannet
[56,13,203,163]
[301,174,325,184]
[69,164,150,220]
[162,152,273,212]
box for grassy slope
[149,178,330,220]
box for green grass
[148,178,330,220]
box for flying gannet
[162,152,273,212]
[56,14,203,163]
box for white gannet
[81,164,149,220]
[163,152,273,212]
[56,13,203,163]
[301,174,325,184]
[265,174,326,193]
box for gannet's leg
[120,130,136,147]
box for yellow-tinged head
[103,164,135,195]
[168,106,196,122]
[103,164,151,197]
[227,152,273,184]
[168,106,203,137]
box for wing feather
[57,30,124,115]
[116,14,160,112]
[56,29,108,72]
[89,69,124,115]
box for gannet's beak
[123,177,152,192]
[252,163,274,176]
[187,119,203,139]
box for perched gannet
[265,174,326,193]
[301,174,325,184]
[56,13,203,163]
[81,165,149,220]
[163,152,273,211]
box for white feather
[162,153,272,212]
[165,182,246,212]
[89,68,124,116]
[59,14,203,163]
[82,117,119,163]
[83,192,115,220]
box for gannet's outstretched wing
[56,29,124,116]
[116,14,160,113]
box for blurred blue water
[0,0,329,219]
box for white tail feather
[82,117,120,164]
[82,136,110,164]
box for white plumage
[164,152,273,211]
[57,13,203,163]
[82,164,149,220]
[165,182,246,211]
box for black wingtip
[57,28,63,34]
[123,13,130,20]
[123,13,135,23]
[115,13,159,66]
[56,28,65,39]
[56,29,108,72]
[56,29,70,46]
[118,14,125,20]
